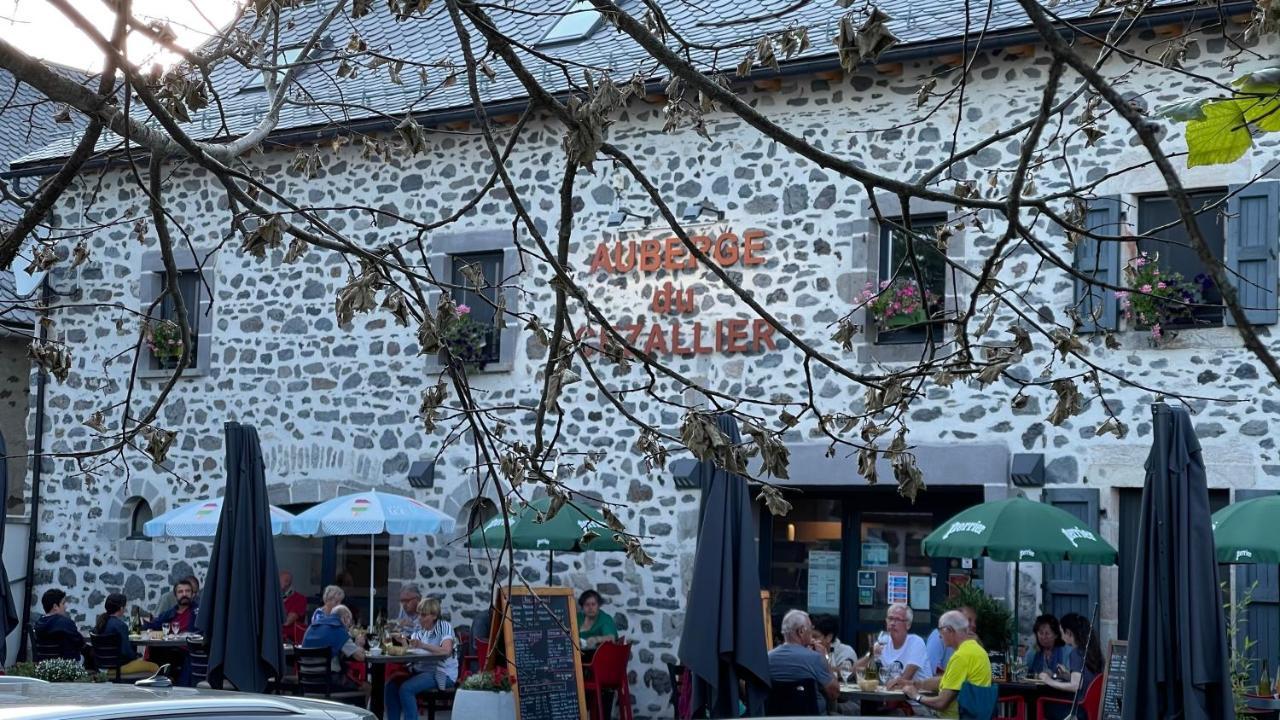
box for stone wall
[25,27,1280,716]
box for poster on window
[807,550,841,614]
[887,571,909,605]
[909,575,931,611]
[863,541,890,567]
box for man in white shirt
[854,602,930,688]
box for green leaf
[1233,67,1280,94]
[1185,100,1252,167]
[1157,97,1210,122]
[1240,96,1280,132]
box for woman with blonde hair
[384,597,458,720]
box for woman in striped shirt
[384,597,458,720]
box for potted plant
[938,582,1014,653]
[441,304,493,370]
[32,658,92,683]
[146,320,185,368]
[1114,251,1207,343]
[452,670,515,719]
[861,279,938,330]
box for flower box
[451,688,515,720]
[882,307,927,330]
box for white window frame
[537,0,603,46]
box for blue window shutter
[1074,196,1122,332]
[1226,182,1279,326]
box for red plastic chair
[583,641,633,720]
[1036,675,1102,720]
[996,695,1027,720]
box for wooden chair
[293,646,369,704]
[418,688,458,720]
[764,678,819,717]
[1035,675,1102,720]
[88,633,152,683]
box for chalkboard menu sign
[988,651,1008,682]
[1100,640,1128,720]
[499,587,588,720]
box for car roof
[0,680,370,719]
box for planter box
[881,308,927,329]
[452,688,515,720]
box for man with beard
[147,578,199,633]
[145,578,200,684]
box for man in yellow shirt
[903,610,992,718]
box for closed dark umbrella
[1122,403,1234,720]
[0,435,20,663]
[677,415,770,718]
[197,422,286,692]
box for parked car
[0,677,375,719]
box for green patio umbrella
[923,495,1118,648]
[467,496,625,583]
[1211,495,1280,563]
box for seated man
[904,610,992,718]
[281,570,308,643]
[146,578,199,633]
[767,609,839,714]
[302,604,367,689]
[34,589,82,660]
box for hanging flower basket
[883,306,928,329]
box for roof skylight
[538,0,603,46]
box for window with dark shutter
[150,269,205,371]
[874,215,947,345]
[1135,189,1228,327]
[449,252,503,364]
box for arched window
[127,498,153,540]
[466,498,499,535]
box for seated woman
[1025,614,1068,676]
[310,585,345,624]
[577,589,618,650]
[95,592,160,676]
[1038,612,1103,720]
[302,604,367,689]
[384,598,458,720]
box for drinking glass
[838,661,853,684]
[878,667,890,687]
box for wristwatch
[912,692,923,703]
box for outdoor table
[364,651,428,718]
[1246,695,1280,719]
[838,684,922,715]
[128,634,200,649]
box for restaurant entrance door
[759,485,985,655]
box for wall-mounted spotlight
[606,209,651,227]
[679,200,725,222]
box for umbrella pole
[547,549,554,585]
[1013,560,1020,655]
[369,532,376,636]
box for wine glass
[878,666,890,688]
[838,660,853,684]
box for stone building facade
[13,5,1280,717]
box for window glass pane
[244,46,305,91]
[858,512,934,642]
[766,498,842,628]
[450,252,503,361]
[540,0,601,45]
[876,216,947,343]
[157,270,202,361]
[1136,190,1226,325]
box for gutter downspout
[18,279,49,661]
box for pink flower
[1133,257,1146,268]
[456,304,471,316]
[1151,324,1162,339]
[1140,284,1152,294]
[1156,281,1167,289]
[1114,290,1129,300]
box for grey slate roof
[7,0,1230,171]
[0,63,92,327]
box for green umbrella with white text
[923,495,1118,649]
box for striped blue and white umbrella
[286,491,455,634]
[144,498,295,537]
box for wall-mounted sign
[578,228,778,357]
